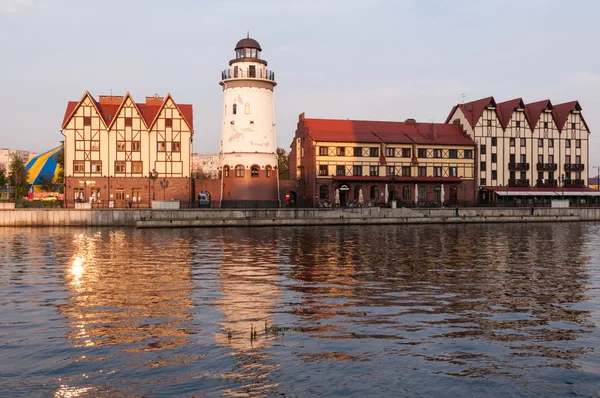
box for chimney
[98,95,124,105]
[146,94,164,105]
[405,118,416,124]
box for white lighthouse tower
[219,35,279,208]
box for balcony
[509,179,530,187]
[508,162,529,171]
[536,163,557,171]
[221,68,276,82]
[564,179,585,187]
[564,163,585,172]
[536,179,557,187]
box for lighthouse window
[245,104,250,114]
[245,48,251,57]
[249,65,256,78]
[235,165,244,177]
[233,104,237,115]
[266,166,272,177]
[234,66,238,78]
[251,166,259,177]
[224,166,230,177]
[251,49,256,58]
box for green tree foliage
[8,154,29,202]
[277,147,290,180]
[53,148,64,193]
[0,163,7,188]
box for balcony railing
[221,68,276,81]
[536,179,557,187]
[536,163,557,171]
[508,162,529,171]
[564,163,585,172]
[564,179,585,187]
[509,178,530,187]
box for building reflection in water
[285,223,593,377]
[213,228,282,397]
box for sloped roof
[552,101,589,132]
[496,98,528,129]
[303,117,475,146]
[25,146,61,185]
[445,96,496,128]
[524,100,554,130]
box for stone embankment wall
[0,207,598,228]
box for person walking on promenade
[456,206,459,217]
[530,206,534,216]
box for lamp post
[160,178,169,201]
[149,169,158,202]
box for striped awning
[25,146,61,185]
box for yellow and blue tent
[25,146,62,186]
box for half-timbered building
[290,113,476,208]
[61,92,193,208]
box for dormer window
[233,104,237,115]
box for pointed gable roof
[445,96,496,129]
[106,92,148,130]
[524,99,554,131]
[553,101,588,132]
[496,98,529,129]
[61,91,108,130]
[146,93,194,132]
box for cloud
[568,71,600,85]
[0,0,38,16]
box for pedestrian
[530,206,534,216]
[455,206,459,217]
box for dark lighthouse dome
[235,37,262,51]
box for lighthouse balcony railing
[222,68,275,81]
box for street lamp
[149,169,159,201]
[160,178,169,201]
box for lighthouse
[219,35,279,208]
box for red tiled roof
[62,101,79,127]
[445,96,495,128]
[178,104,194,131]
[137,104,162,127]
[496,98,527,129]
[524,100,553,131]
[552,101,588,133]
[304,118,475,146]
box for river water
[0,223,599,397]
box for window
[481,144,486,155]
[369,147,379,157]
[449,167,457,177]
[464,149,473,159]
[548,139,554,148]
[76,141,84,150]
[576,139,581,148]
[91,141,100,151]
[510,154,515,163]
[234,66,238,77]
[516,121,521,128]
[91,161,101,173]
[571,122,576,130]
[319,146,328,156]
[402,148,411,158]
[418,148,427,158]
[480,178,486,186]
[491,170,497,180]
[538,154,543,163]
[74,188,84,200]
[403,186,411,200]
[172,142,181,152]
[115,161,126,173]
[369,166,379,176]
[224,166,230,177]
[449,149,457,158]
[510,138,515,147]
[132,161,143,174]
[165,118,173,128]
[117,142,126,152]
[116,189,125,201]
[245,103,250,114]
[249,65,256,78]
[548,155,554,164]
[386,148,395,157]
[336,165,345,176]
[491,154,497,163]
[566,155,571,164]
[73,161,84,172]
[418,166,426,177]
[538,139,543,147]
[402,166,411,177]
[480,161,486,172]
[233,104,237,114]
[354,147,363,157]
[418,186,427,201]
[251,165,259,177]
[370,185,379,200]
[520,171,526,180]
[320,185,329,199]
[353,165,363,176]
[520,154,527,163]
[353,185,361,200]
[433,167,442,177]
[131,188,141,203]
[386,166,395,176]
[565,139,571,148]
[266,166,272,177]
[576,155,581,164]
[336,147,345,156]
[235,165,244,177]
[125,117,132,127]
[487,120,492,127]
[434,186,441,201]
[511,171,516,180]
[83,116,91,126]
[132,141,141,152]
[319,165,329,176]
[157,142,166,152]
[521,138,526,147]
[433,149,442,158]
[491,137,497,147]
[566,172,571,180]
[544,121,549,129]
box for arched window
[223,166,230,178]
[233,104,237,115]
[434,186,441,201]
[403,185,411,200]
[235,165,244,177]
[233,66,238,78]
[370,185,379,201]
[265,166,272,177]
[320,185,329,199]
[418,186,427,201]
[251,165,259,177]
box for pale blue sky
[1,0,599,167]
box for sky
[1,0,599,168]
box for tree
[8,154,29,202]
[53,147,64,193]
[277,147,290,180]
[0,163,7,189]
